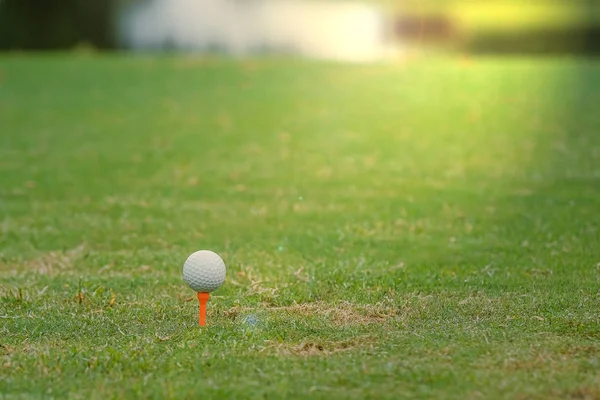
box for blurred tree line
[0,0,598,54]
[0,0,115,49]
[395,0,600,55]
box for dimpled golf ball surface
[183,250,226,292]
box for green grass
[1,53,599,399]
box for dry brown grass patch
[496,345,597,373]
[259,336,374,356]
[223,301,397,326]
[0,245,86,276]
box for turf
[1,54,599,399]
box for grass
[1,53,599,399]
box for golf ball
[182,250,226,292]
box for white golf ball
[182,250,226,293]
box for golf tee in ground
[197,292,210,326]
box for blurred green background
[0,0,598,55]
[393,0,600,55]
